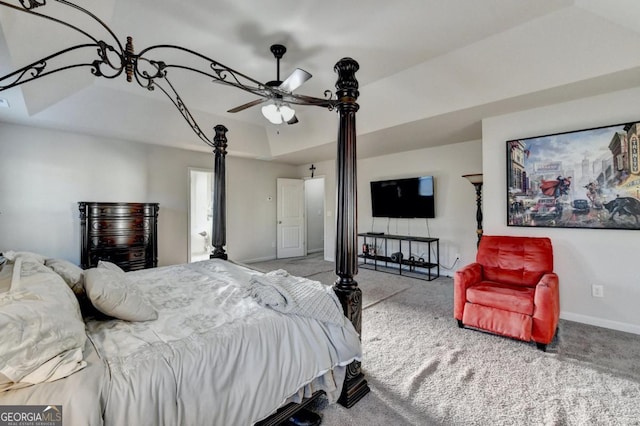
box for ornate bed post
[333,57,370,407]
[210,124,229,260]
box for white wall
[0,123,298,265]
[226,157,301,263]
[483,87,640,335]
[357,140,483,276]
[0,124,149,261]
[297,140,483,275]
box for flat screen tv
[370,176,435,218]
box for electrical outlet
[591,284,604,298]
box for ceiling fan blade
[227,98,265,113]
[279,68,312,93]
[286,114,299,125]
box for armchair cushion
[466,281,535,315]
[476,236,553,287]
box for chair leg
[456,319,464,328]
[536,342,547,352]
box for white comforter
[1,259,362,426]
[92,259,361,425]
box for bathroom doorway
[188,168,213,262]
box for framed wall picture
[507,121,640,230]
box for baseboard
[560,311,640,335]
[307,248,323,254]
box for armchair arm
[532,272,560,344]
[453,262,483,320]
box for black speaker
[390,252,404,262]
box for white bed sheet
[85,259,361,425]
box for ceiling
[2,0,640,165]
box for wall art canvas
[507,121,640,229]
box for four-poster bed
[0,0,369,424]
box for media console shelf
[358,232,439,281]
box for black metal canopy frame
[0,0,370,413]
[0,0,337,147]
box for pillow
[15,257,56,280]
[97,260,125,273]
[45,258,85,296]
[84,268,157,321]
[2,250,47,265]
[0,258,86,390]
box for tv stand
[358,232,439,281]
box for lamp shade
[261,101,296,124]
[261,103,282,124]
[462,173,483,185]
[279,104,295,121]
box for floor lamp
[462,174,483,247]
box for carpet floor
[249,254,640,426]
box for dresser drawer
[89,234,149,248]
[126,261,148,271]
[127,247,147,262]
[83,203,158,218]
[89,218,150,234]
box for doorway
[188,168,213,262]
[305,177,325,256]
[275,176,325,259]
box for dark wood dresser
[79,202,159,271]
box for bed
[0,253,361,425]
[0,25,368,424]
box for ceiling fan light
[261,103,282,124]
[280,104,295,122]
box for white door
[277,178,305,258]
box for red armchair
[454,235,559,351]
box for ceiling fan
[227,44,312,125]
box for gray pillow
[0,257,86,389]
[97,260,125,273]
[84,268,157,322]
[2,251,47,265]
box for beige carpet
[249,254,640,426]
[247,253,412,309]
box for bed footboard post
[210,124,228,260]
[333,57,370,408]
